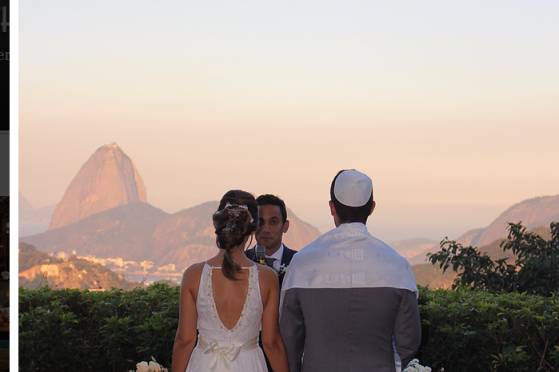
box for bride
[172,190,289,372]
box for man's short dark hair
[256,194,287,223]
[330,170,373,224]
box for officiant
[246,194,296,287]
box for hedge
[20,285,559,371]
[418,289,559,371]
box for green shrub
[20,283,179,372]
[418,288,559,371]
[19,285,559,371]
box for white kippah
[333,169,373,207]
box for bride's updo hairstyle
[213,190,258,280]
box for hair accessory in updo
[222,202,254,223]
[212,202,255,251]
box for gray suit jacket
[280,287,421,372]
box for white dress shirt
[266,243,284,272]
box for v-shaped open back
[195,263,263,341]
[208,263,254,331]
[187,263,267,371]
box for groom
[280,169,421,372]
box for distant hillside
[414,225,553,288]
[19,193,55,236]
[22,142,321,281]
[413,194,559,289]
[282,208,321,249]
[456,227,484,246]
[391,238,438,265]
[21,201,321,274]
[19,243,136,290]
[472,195,559,247]
[19,242,61,271]
[23,202,169,261]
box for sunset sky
[20,1,559,240]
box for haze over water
[20,1,559,241]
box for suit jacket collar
[280,244,296,266]
[248,243,295,266]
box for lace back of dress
[197,264,263,342]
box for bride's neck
[220,245,248,263]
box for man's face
[255,204,289,252]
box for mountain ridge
[471,195,559,247]
[22,200,321,276]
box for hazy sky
[20,1,559,240]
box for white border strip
[9,0,19,369]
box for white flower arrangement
[130,357,168,372]
[403,358,432,372]
[278,263,288,276]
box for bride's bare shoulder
[256,264,279,289]
[181,262,205,288]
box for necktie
[264,257,277,271]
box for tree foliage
[428,222,559,296]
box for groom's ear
[329,200,336,216]
[369,201,376,216]
[282,219,290,233]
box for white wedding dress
[185,263,268,372]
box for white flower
[134,357,168,372]
[148,361,162,372]
[136,361,149,372]
[403,359,431,372]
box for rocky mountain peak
[48,143,147,229]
